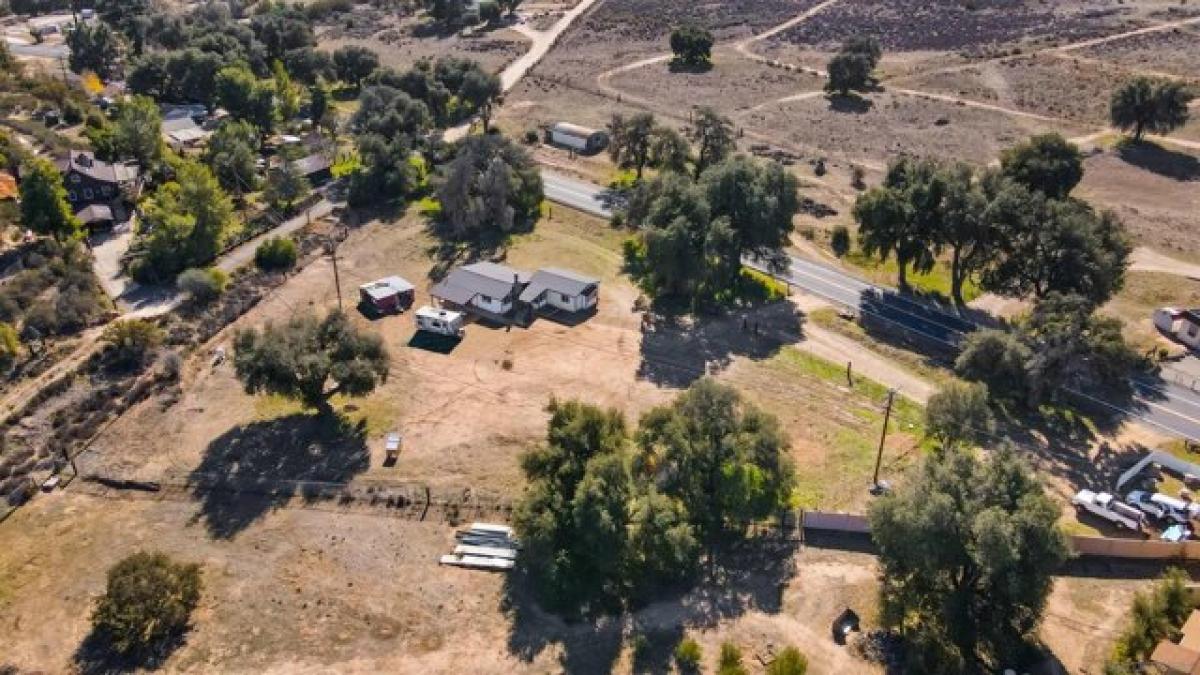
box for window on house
[70,174,81,183]
[101,185,112,196]
[83,188,94,199]
[480,295,492,303]
[68,191,77,201]
[1189,324,1198,338]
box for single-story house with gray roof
[430,261,530,318]
[519,267,599,314]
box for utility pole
[871,388,897,494]
[326,232,343,312]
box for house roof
[430,262,527,305]
[56,152,139,185]
[359,276,414,301]
[550,122,602,139]
[0,172,16,200]
[75,204,113,224]
[1182,611,1200,651]
[1152,639,1200,674]
[292,154,332,177]
[519,267,599,303]
[162,116,201,133]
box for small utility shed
[547,122,609,154]
[430,262,529,317]
[520,268,599,314]
[359,276,415,314]
[292,154,333,186]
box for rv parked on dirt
[415,306,465,338]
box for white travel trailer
[414,306,465,337]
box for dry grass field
[4,0,1199,670]
[316,9,530,74]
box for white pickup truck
[1073,489,1145,531]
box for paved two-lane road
[540,170,1200,442]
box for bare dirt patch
[607,50,825,117]
[580,0,821,44]
[900,53,1132,126]
[740,90,1088,167]
[1074,145,1200,262]
[1076,24,1200,80]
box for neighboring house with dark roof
[55,151,141,210]
[291,153,333,186]
[49,152,141,230]
[519,267,599,314]
[430,262,529,318]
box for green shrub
[830,225,851,257]
[0,321,19,370]
[91,552,202,655]
[674,638,702,673]
[100,319,164,370]
[254,236,299,272]
[766,647,808,675]
[718,642,747,675]
[177,267,228,304]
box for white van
[415,306,465,338]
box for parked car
[1126,490,1196,524]
[1073,489,1145,531]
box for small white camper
[415,306,465,337]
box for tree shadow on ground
[187,412,369,539]
[827,92,873,114]
[638,301,805,388]
[73,626,189,675]
[667,59,713,74]
[501,536,798,674]
[1117,140,1200,181]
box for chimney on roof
[76,152,92,168]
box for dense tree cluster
[669,25,714,68]
[608,108,734,181]
[869,446,1067,674]
[435,134,543,240]
[204,119,262,194]
[825,36,881,96]
[1110,76,1194,141]
[233,310,389,411]
[18,157,80,240]
[956,292,1139,405]
[853,135,1131,307]
[66,21,122,81]
[514,379,795,612]
[622,154,798,307]
[345,57,502,207]
[131,160,237,282]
